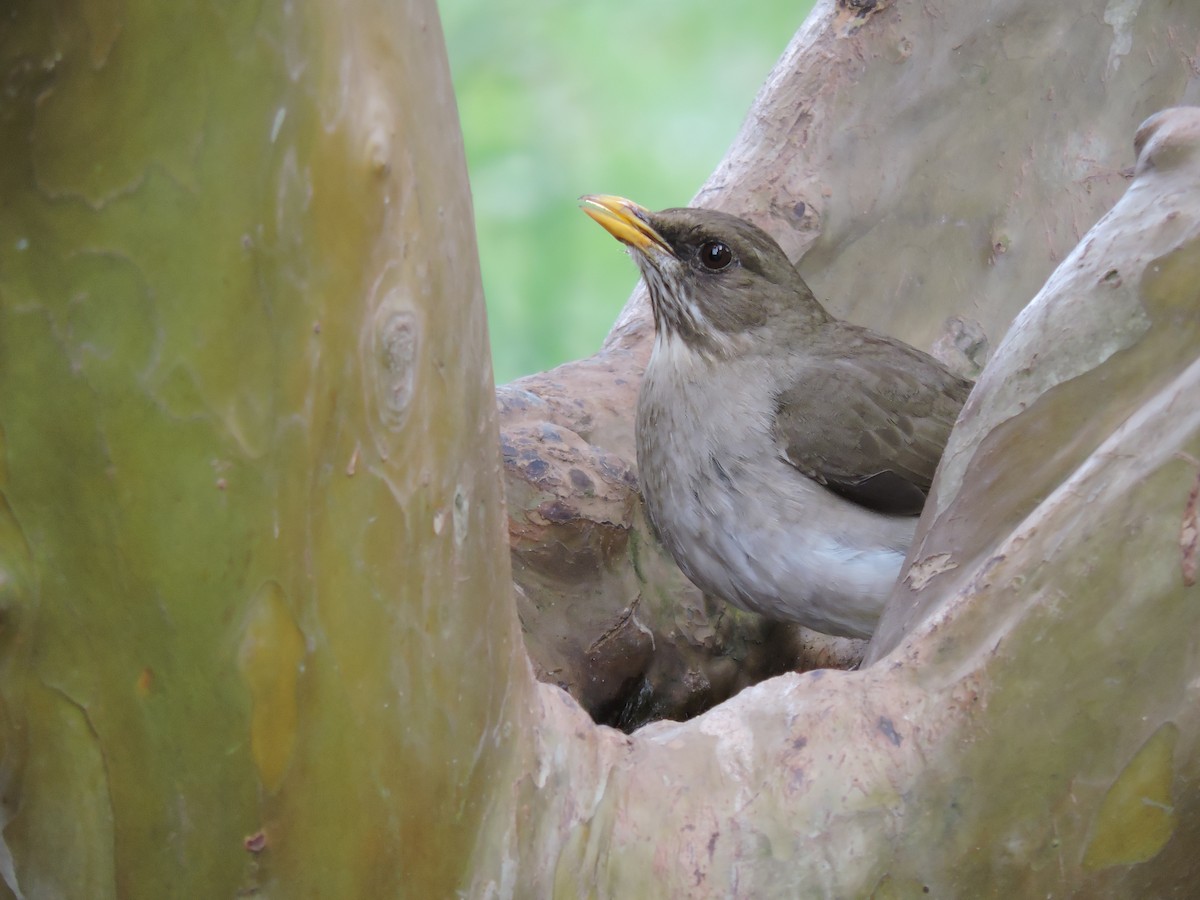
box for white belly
[636,336,915,639]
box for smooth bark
[3,1,1200,898]
[0,1,518,896]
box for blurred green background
[440,1,815,385]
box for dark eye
[698,240,733,271]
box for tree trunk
[3,0,1200,898]
[509,0,1200,729]
[0,1,519,896]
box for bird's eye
[698,240,734,271]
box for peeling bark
[488,107,1200,899]
[506,0,1200,729]
[4,0,1200,897]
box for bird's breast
[635,337,917,637]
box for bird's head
[580,195,829,358]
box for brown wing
[773,332,972,515]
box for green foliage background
[441,1,814,384]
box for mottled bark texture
[3,1,1200,898]
[492,104,1200,900]
[506,0,1200,728]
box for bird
[580,195,972,639]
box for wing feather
[772,328,972,515]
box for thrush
[580,195,972,639]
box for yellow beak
[579,194,672,254]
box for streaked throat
[638,259,740,361]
